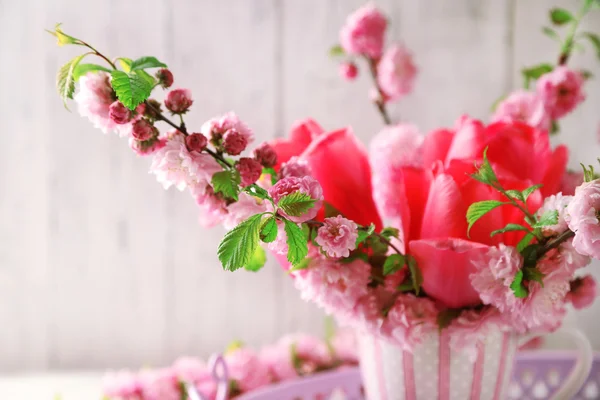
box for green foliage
[110,70,153,110]
[521,64,554,88]
[278,192,316,217]
[356,223,376,246]
[437,309,462,330]
[244,184,270,200]
[510,269,529,298]
[381,227,400,239]
[212,169,241,200]
[581,163,596,182]
[542,26,561,42]
[523,266,545,287]
[245,245,266,272]
[218,214,263,271]
[57,53,88,109]
[260,217,278,243]
[288,257,312,272]
[533,210,559,228]
[329,45,346,57]
[470,148,499,187]
[582,32,600,60]
[130,56,168,70]
[466,200,507,236]
[73,63,111,80]
[46,23,79,46]
[366,235,388,256]
[262,167,278,185]
[117,57,133,72]
[407,256,423,295]
[521,184,544,201]
[324,202,343,218]
[284,220,308,265]
[490,223,531,237]
[549,8,574,25]
[581,69,594,80]
[383,253,406,276]
[517,233,536,253]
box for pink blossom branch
[367,58,392,125]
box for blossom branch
[367,58,392,125]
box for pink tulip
[271,119,324,168]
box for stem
[558,4,589,65]
[538,229,575,259]
[78,41,117,69]
[367,58,392,125]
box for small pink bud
[253,143,278,168]
[236,157,263,187]
[109,101,133,124]
[156,68,174,88]
[222,129,248,156]
[164,88,193,114]
[129,137,166,156]
[185,133,208,152]
[339,62,358,81]
[135,103,146,115]
[131,119,157,141]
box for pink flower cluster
[567,179,600,258]
[102,330,357,400]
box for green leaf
[73,63,111,81]
[110,70,153,110]
[523,266,545,287]
[541,26,560,42]
[278,192,316,217]
[517,233,536,253]
[324,202,343,218]
[466,200,507,236]
[46,23,79,46]
[581,163,596,182]
[533,210,559,228]
[521,64,554,89]
[505,190,525,202]
[549,8,574,25]
[581,69,594,80]
[522,184,543,201]
[407,256,423,295]
[211,169,241,201]
[284,220,308,265]
[550,120,560,135]
[356,223,376,246]
[130,56,167,70]
[366,235,388,256]
[244,184,270,200]
[245,245,266,272]
[329,45,346,57]
[582,32,600,59]
[471,148,499,187]
[490,223,531,237]
[262,167,278,185]
[217,214,263,271]
[57,53,88,109]
[510,269,529,298]
[437,309,462,330]
[117,57,133,72]
[135,69,156,86]
[260,217,278,243]
[289,257,312,272]
[383,254,406,276]
[381,227,400,239]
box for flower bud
[339,62,358,81]
[129,137,166,156]
[222,129,248,156]
[156,68,174,89]
[108,101,133,124]
[236,157,263,187]
[253,143,278,168]
[131,119,157,141]
[185,133,208,152]
[165,88,193,114]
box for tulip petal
[541,145,568,197]
[422,128,455,166]
[445,117,486,162]
[271,119,324,167]
[420,173,468,239]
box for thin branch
[366,58,392,125]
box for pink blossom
[201,112,254,146]
[280,156,311,178]
[131,119,157,141]
[339,4,387,58]
[224,347,271,392]
[492,90,551,131]
[566,179,600,258]
[536,66,585,119]
[536,193,573,236]
[566,275,597,309]
[224,192,268,230]
[331,328,358,364]
[74,72,117,134]
[150,132,222,191]
[171,357,216,400]
[102,370,143,399]
[339,62,358,81]
[561,170,584,196]
[550,240,591,274]
[236,157,262,187]
[376,44,417,102]
[109,100,133,125]
[129,137,166,156]
[253,143,278,168]
[382,294,439,351]
[156,68,174,89]
[185,133,208,152]
[164,88,193,114]
[223,129,249,156]
[261,334,331,381]
[470,244,523,313]
[191,185,228,228]
[139,368,182,400]
[315,216,358,258]
[447,307,502,360]
[269,176,324,223]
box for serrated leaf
[490,223,531,237]
[466,200,507,236]
[117,57,133,72]
[581,163,596,182]
[130,56,168,70]
[549,8,574,25]
[517,233,535,253]
[244,245,266,272]
[522,184,543,201]
[582,32,600,59]
[329,45,345,57]
[260,217,278,243]
[366,235,388,256]
[110,70,153,110]
[505,190,525,202]
[73,63,111,81]
[523,266,545,287]
[278,192,316,217]
[397,281,414,292]
[57,53,88,109]
[262,167,278,185]
[510,269,528,298]
[217,214,263,271]
[542,26,560,41]
[407,256,423,295]
[289,257,312,272]
[356,223,376,246]
[284,220,308,265]
[211,170,241,201]
[383,253,406,276]
[534,210,559,228]
[437,309,462,330]
[471,148,499,187]
[244,184,270,200]
[135,69,156,86]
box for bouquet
[48,0,600,396]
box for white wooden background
[0,0,599,372]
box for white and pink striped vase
[359,328,593,400]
